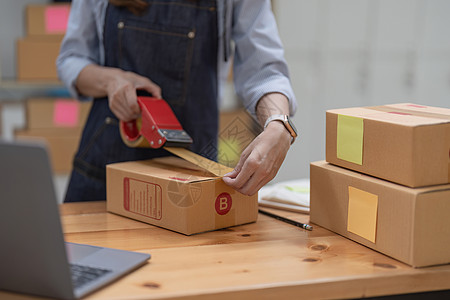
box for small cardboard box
[17,37,63,81]
[107,157,258,235]
[15,128,82,173]
[26,98,91,129]
[25,4,70,37]
[326,103,450,187]
[310,160,450,268]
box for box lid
[328,103,450,127]
[108,156,220,183]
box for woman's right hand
[76,65,162,122]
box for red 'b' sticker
[215,192,232,215]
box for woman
[57,0,297,202]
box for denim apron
[65,0,218,202]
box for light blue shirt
[57,0,297,116]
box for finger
[223,169,238,179]
[239,166,276,196]
[112,89,137,122]
[124,86,140,116]
[110,103,129,121]
[136,78,162,99]
[225,155,260,190]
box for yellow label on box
[347,186,378,243]
[337,115,364,165]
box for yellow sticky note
[347,186,378,243]
[337,114,364,165]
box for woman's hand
[222,120,291,195]
[222,93,293,196]
[76,65,161,121]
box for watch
[264,114,298,144]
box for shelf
[0,80,69,101]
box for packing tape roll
[119,118,150,148]
[120,119,234,176]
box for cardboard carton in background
[15,128,82,173]
[26,98,91,129]
[326,103,450,187]
[16,36,63,81]
[310,160,450,268]
[107,157,258,235]
[26,4,70,37]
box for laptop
[0,140,151,300]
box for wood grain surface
[2,201,450,300]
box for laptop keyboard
[70,263,112,289]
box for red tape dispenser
[120,96,193,149]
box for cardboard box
[25,4,70,37]
[326,103,450,187]
[26,98,91,129]
[15,128,82,173]
[107,157,258,235]
[17,37,63,80]
[310,160,450,268]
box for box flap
[108,157,219,183]
[328,103,450,127]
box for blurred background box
[15,127,82,173]
[16,36,63,81]
[26,3,70,37]
[26,98,91,129]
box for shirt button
[117,21,124,29]
[188,31,195,39]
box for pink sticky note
[53,100,79,127]
[45,6,70,33]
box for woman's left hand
[222,116,291,196]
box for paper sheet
[45,6,70,33]
[347,186,378,243]
[337,114,364,165]
[53,100,79,127]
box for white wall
[0,0,49,79]
[271,0,450,183]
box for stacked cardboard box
[17,4,70,80]
[15,98,91,173]
[310,103,450,267]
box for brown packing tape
[368,105,450,121]
[164,147,234,177]
[119,118,150,148]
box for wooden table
[3,202,450,299]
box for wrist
[264,114,297,144]
[103,67,125,93]
[265,120,293,145]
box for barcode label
[124,177,162,220]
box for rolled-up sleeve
[231,0,297,116]
[57,0,106,100]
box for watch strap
[264,114,297,144]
